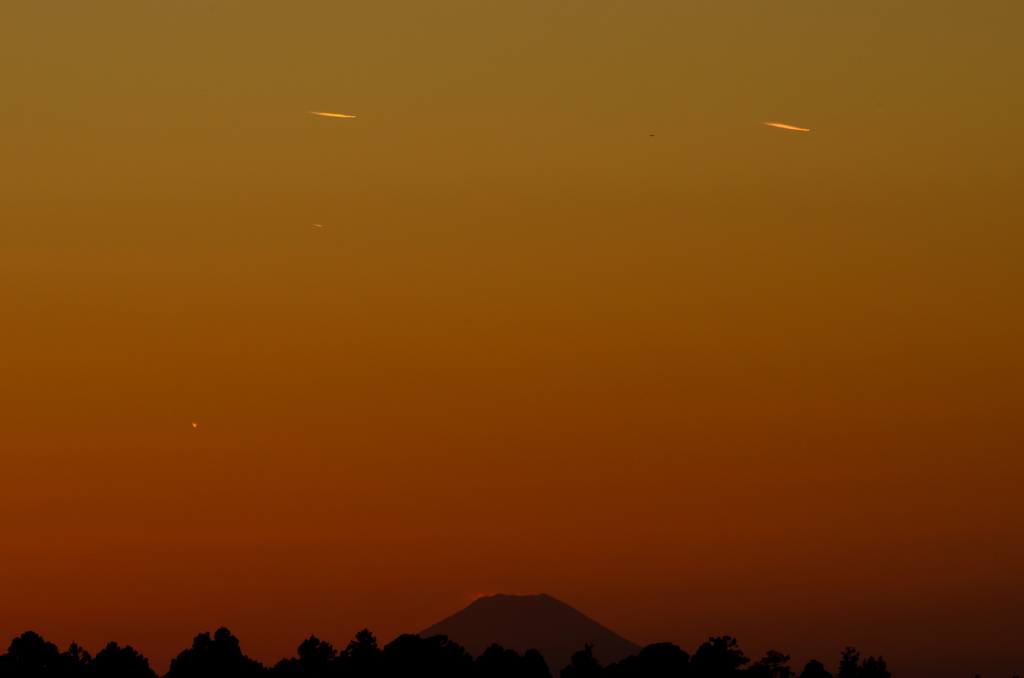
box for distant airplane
[764,122,809,131]
[310,111,355,118]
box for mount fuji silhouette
[420,593,641,672]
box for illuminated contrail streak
[764,122,810,131]
[310,111,355,118]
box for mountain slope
[420,594,641,672]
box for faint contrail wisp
[310,111,356,118]
[765,122,809,131]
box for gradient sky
[1,2,1023,677]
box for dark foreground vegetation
[0,627,902,678]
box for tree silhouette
[640,643,689,678]
[837,649,860,678]
[522,650,554,678]
[477,644,528,678]
[270,635,345,678]
[89,642,157,678]
[836,648,889,678]
[51,643,90,678]
[604,653,640,678]
[475,644,552,678]
[857,657,889,678]
[747,651,791,678]
[606,642,689,678]
[0,632,62,678]
[690,637,749,678]
[560,644,603,678]
[346,629,380,678]
[165,627,266,678]
[347,630,379,660]
[797,660,832,678]
[380,634,472,678]
[0,627,909,678]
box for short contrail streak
[765,122,809,131]
[310,111,356,118]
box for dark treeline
[0,628,902,678]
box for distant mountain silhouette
[420,594,641,672]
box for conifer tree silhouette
[747,651,791,678]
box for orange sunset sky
[1,2,1022,678]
